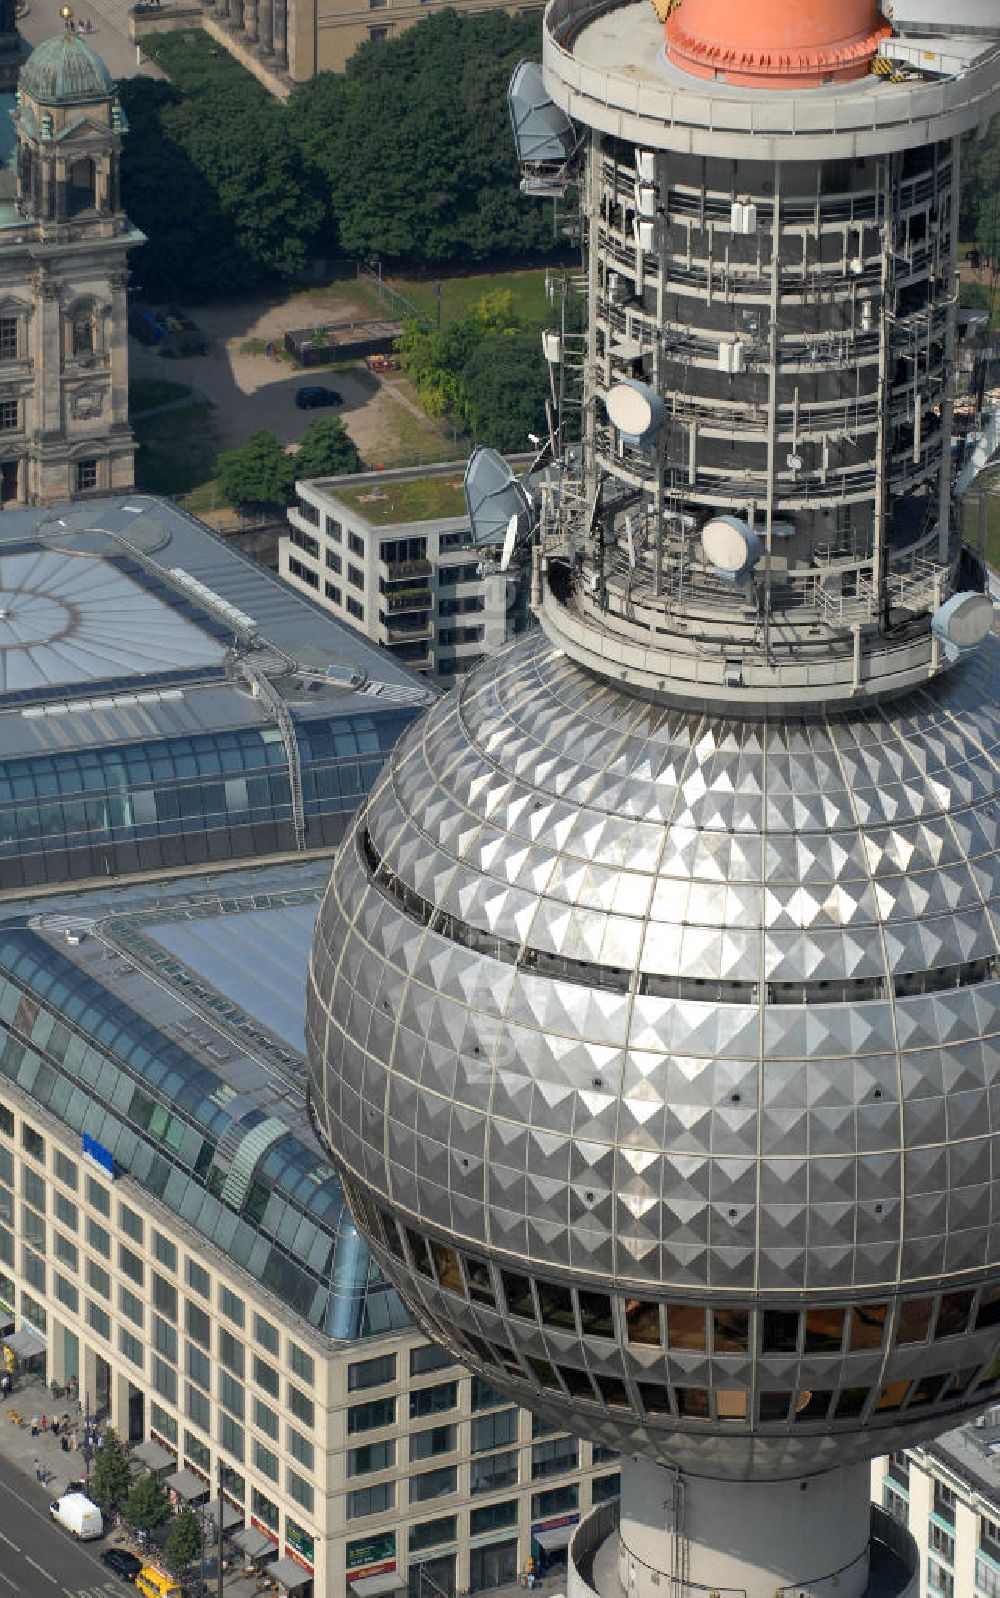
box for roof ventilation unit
[931,591,994,661]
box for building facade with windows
[0,493,606,1598]
[197,0,543,87]
[873,1425,1000,1598]
[0,24,142,505]
[280,465,529,684]
[0,859,613,1598]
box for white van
[49,1492,103,1539]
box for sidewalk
[0,1378,287,1598]
[0,1375,90,1497]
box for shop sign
[347,1532,396,1577]
[530,1514,579,1535]
[286,1521,315,1570]
[82,1133,115,1178]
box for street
[0,1449,124,1598]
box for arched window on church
[67,156,96,217]
[72,306,95,357]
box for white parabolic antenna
[500,514,519,572]
[605,379,666,446]
[702,514,761,575]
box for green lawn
[335,472,467,524]
[381,268,552,328]
[965,473,1000,569]
[133,400,221,499]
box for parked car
[49,1492,103,1539]
[294,385,342,409]
[102,1550,143,1583]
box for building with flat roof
[281,466,530,685]
[0,859,614,1598]
[0,493,607,1598]
[872,1420,1000,1598]
[0,493,432,892]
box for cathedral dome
[19,28,115,106]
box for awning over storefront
[350,1573,406,1598]
[3,1326,46,1360]
[533,1526,575,1553]
[269,1557,312,1591]
[132,1440,175,1473]
[233,1528,278,1560]
[164,1468,209,1503]
[205,1498,242,1532]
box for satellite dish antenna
[464,447,533,548]
[931,591,993,657]
[500,514,519,573]
[605,380,666,448]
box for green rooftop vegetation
[334,474,468,526]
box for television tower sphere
[308,4,1000,1595]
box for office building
[306,2,1000,1597]
[281,466,527,684]
[0,494,605,1598]
[873,1425,1000,1598]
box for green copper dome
[19,30,115,106]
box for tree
[216,430,294,511]
[164,1508,202,1576]
[90,1428,130,1512]
[293,416,364,480]
[463,328,549,450]
[123,1471,171,1535]
[291,11,560,268]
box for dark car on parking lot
[102,1550,143,1583]
[295,385,342,409]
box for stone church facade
[0,22,141,506]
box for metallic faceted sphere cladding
[307,628,1000,1479]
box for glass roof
[0,550,225,693]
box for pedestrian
[40,1413,46,1431]
[32,1456,41,1481]
[29,1414,38,1435]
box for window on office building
[22,1168,45,1210]
[54,1233,78,1272]
[187,1259,210,1298]
[348,1440,395,1477]
[54,1151,77,1189]
[349,1352,395,1391]
[592,1473,621,1503]
[219,1328,244,1377]
[289,1344,314,1385]
[186,1301,211,1349]
[348,1396,395,1434]
[187,1344,211,1391]
[410,1344,454,1377]
[287,1470,313,1513]
[348,1482,394,1519]
[85,1174,109,1215]
[0,1104,13,1138]
[187,1385,210,1432]
[253,1355,279,1399]
[410,1381,457,1420]
[254,1315,278,1356]
[119,1286,143,1328]
[288,1386,313,1428]
[21,1124,43,1161]
[927,1560,954,1598]
[54,1193,77,1231]
[220,1285,245,1327]
[153,1274,178,1321]
[119,1329,144,1369]
[288,1429,314,1471]
[472,1409,517,1452]
[153,1232,177,1272]
[532,1436,579,1480]
[253,1399,278,1440]
[87,1301,110,1341]
[153,1316,177,1364]
[86,1259,110,1298]
[118,1244,143,1286]
[152,1356,176,1405]
[470,1450,518,1495]
[410,1426,456,1463]
[219,1414,244,1459]
[219,1372,244,1420]
[410,1465,457,1504]
[119,1203,143,1244]
[409,1517,456,1553]
[471,1502,517,1537]
[55,1275,78,1315]
[86,1218,108,1255]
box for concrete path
[18,0,166,82]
